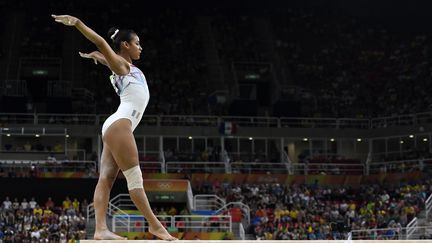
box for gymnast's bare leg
[93,142,126,240]
[103,119,176,241]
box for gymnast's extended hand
[51,13,129,75]
[79,51,108,66]
[51,14,79,26]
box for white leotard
[101,64,150,136]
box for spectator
[20,198,29,210]
[23,141,32,152]
[72,198,80,211]
[29,197,37,210]
[80,199,89,216]
[2,197,12,211]
[159,207,168,221]
[168,206,177,216]
[11,198,19,211]
[66,205,76,217]
[45,197,55,209]
[33,205,43,217]
[53,142,64,153]
[62,196,71,210]
[47,154,57,164]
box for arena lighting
[2,128,9,131]
[32,69,48,76]
[66,134,70,138]
[6,134,10,137]
[188,136,192,140]
[409,134,414,138]
[303,138,308,141]
[245,74,260,79]
[356,138,362,142]
[248,137,253,140]
[423,138,428,142]
[400,140,404,144]
[35,134,40,137]
[330,138,335,142]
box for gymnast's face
[125,34,142,60]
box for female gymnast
[52,14,177,241]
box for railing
[279,117,371,129]
[160,149,166,173]
[406,217,418,239]
[239,222,245,240]
[213,202,251,226]
[426,193,432,220]
[0,159,96,173]
[107,193,234,234]
[37,113,97,125]
[364,151,372,175]
[193,194,226,211]
[112,214,232,233]
[0,159,369,175]
[158,115,220,127]
[139,161,163,173]
[369,158,432,174]
[87,194,137,232]
[348,218,425,240]
[0,126,67,135]
[109,204,130,231]
[347,232,352,241]
[371,114,418,128]
[166,161,293,174]
[109,194,135,211]
[2,111,432,128]
[67,149,87,161]
[223,116,279,127]
[370,151,428,162]
[231,162,288,174]
[86,199,129,225]
[86,203,95,222]
[113,215,170,232]
[349,227,403,240]
[221,150,231,173]
[291,163,364,175]
[166,161,226,173]
[281,149,293,175]
[180,214,228,233]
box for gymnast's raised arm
[52,14,129,75]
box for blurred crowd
[273,9,432,118]
[193,180,431,240]
[0,196,88,242]
[4,2,432,118]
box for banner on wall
[190,171,423,187]
[143,179,189,192]
[37,171,424,187]
[142,179,190,203]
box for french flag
[219,122,237,135]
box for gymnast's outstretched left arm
[79,51,108,66]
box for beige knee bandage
[122,165,143,190]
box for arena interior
[1,0,432,242]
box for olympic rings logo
[157,182,173,189]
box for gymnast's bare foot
[149,225,177,241]
[94,229,127,240]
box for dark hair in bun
[107,27,136,53]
